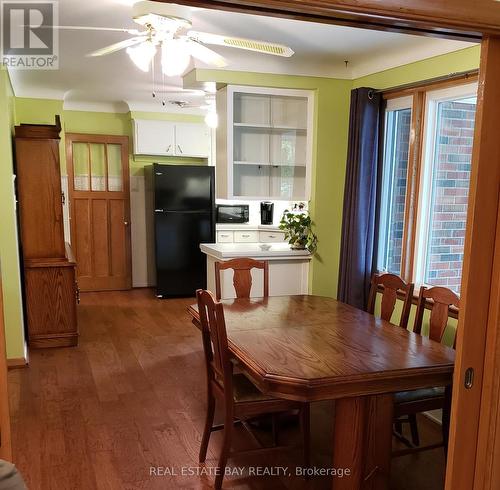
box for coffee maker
[260,201,274,225]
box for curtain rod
[377,69,479,94]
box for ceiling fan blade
[40,25,145,35]
[185,39,227,68]
[187,31,294,58]
[87,36,146,57]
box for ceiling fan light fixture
[161,40,191,77]
[126,40,156,72]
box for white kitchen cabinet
[216,85,314,201]
[201,243,311,299]
[133,120,210,158]
[134,120,175,156]
[175,123,211,158]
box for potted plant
[279,204,318,253]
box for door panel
[73,199,91,277]
[91,199,109,277]
[110,199,127,277]
[67,134,131,291]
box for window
[378,80,478,293]
[377,97,413,274]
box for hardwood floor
[8,289,445,489]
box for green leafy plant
[279,208,318,253]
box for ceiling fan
[169,94,219,127]
[53,1,295,76]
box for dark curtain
[338,87,383,310]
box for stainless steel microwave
[216,204,249,223]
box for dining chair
[367,273,414,328]
[215,258,269,300]
[393,285,460,455]
[197,289,310,489]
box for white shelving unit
[216,85,314,201]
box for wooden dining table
[188,295,455,490]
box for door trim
[66,133,132,291]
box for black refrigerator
[148,164,215,298]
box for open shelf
[216,86,312,200]
[234,161,307,167]
[234,123,307,132]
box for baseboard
[7,357,28,369]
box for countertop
[216,223,283,232]
[200,243,312,260]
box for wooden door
[66,134,132,291]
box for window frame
[413,82,478,290]
[379,74,479,295]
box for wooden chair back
[367,273,414,328]
[196,289,233,394]
[215,258,269,300]
[414,286,460,345]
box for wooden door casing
[66,134,132,291]
[447,37,500,490]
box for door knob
[124,221,129,226]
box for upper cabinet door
[174,123,211,158]
[134,120,175,156]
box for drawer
[234,231,259,243]
[259,231,286,243]
[217,231,234,243]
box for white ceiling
[8,0,475,113]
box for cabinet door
[134,120,175,155]
[15,138,66,259]
[270,165,307,200]
[174,123,210,157]
[24,264,78,347]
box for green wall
[188,69,352,298]
[0,67,25,359]
[353,45,480,89]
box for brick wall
[424,100,476,293]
